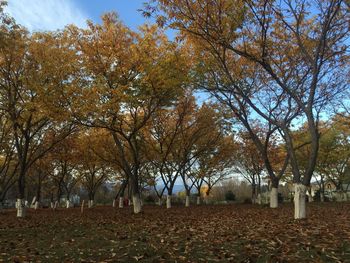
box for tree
[234,131,265,204]
[145,95,195,208]
[296,117,350,201]
[68,14,189,213]
[149,0,349,218]
[192,135,235,205]
[49,135,80,209]
[0,115,18,208]
[0,23,76,217]
[77,129,112,208]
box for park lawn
[0,203,350,262]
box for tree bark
[320,192,325,202]
[185,195,190,207]
[257,193,262,205]
[294,183,306,219]
[81,200,85,213]
[16,199,26,218]
[119,197,124,208]
[31,196,37,208]
[270,187,278,208]
[308,188,314,202]
[196,196,201,205]
[166,195,171,209]
[132,194,141,214]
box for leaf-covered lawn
[1,203,350,262]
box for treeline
[0,1,349,219]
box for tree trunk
[257,193,262,205]
[294,183,306,219]
[320,192,325,202]
[17,199,26,218]
[31,196,37,208]
[158,198,162,206]
[307,187,313,202]
[343,192,348,202]
[251,182,256,204]
[185,195,190,207]
[81,200,85,213]
[88,200,94,208]
[34,201,39,210]
[196,196,201,205]
[66,200,71,208]
[308,193,314,202]
[270,187,278,208]
[132,194,141,214]
[166,195,171,209]
[54,201,58,210]
[119,197,124,208]
[112,199,116,207]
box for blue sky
[5,0,154,32]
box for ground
[0,203,350,263]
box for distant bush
[144,195,156,203]
[225,190,236,201]
[314,190,330,202]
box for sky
[5,0,154,32]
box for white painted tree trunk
[128,199,132,206]
[119,197,124,208]
[66,200,71,208]
[24,200,29,207]
[185,195,190,207]
[34,201,39,210]
[54,201,58,209]
[158,198,162,206]
[112,199,116,208]
[294,183,307,219]
[257,194,262,205]
[50,202,54,209]
[140,199,144,207]
[251,196,256,204]
[132,195,142,214]
[17,199,26,218]
[320,192,325,202]
[270,187,278,208]
[343,193,348,202]
[166,195,171,209]
[88,200,93,208]
[334,192,341,202]
[81,200,85,213]
[308,194,314,202]
[31,196,37,207]
[196,196,201,205]
[15,200,19,209]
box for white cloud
[5,0,88,31]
